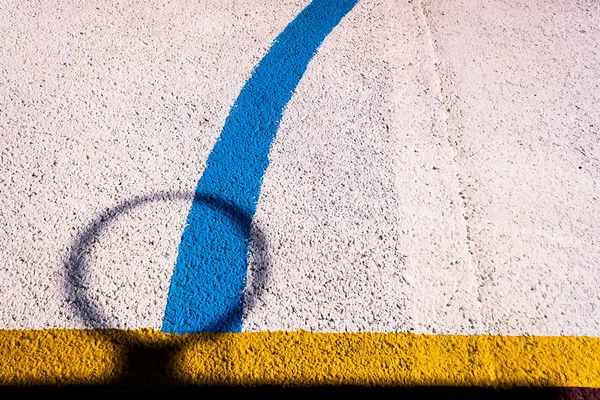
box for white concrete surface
[0,0,311,329]
[243,0,480,333]
[421,0,600,335]
[1,0,599,335]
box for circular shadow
[63,190,271,329]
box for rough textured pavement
[1,0,599,388]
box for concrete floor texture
[0,0,599,388]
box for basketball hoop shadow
[63,190,271,384]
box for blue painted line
[162,0,359,334]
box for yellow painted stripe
[1,329,599,387]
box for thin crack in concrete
[414,0,483,334]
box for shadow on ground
[56,191,600,395]
[4,386,600,399]
[63,190,271,385]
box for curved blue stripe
[162,0,359,334]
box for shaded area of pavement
[2,386,600,399]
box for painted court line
[162,0,359,334]
[2,329,600,386]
